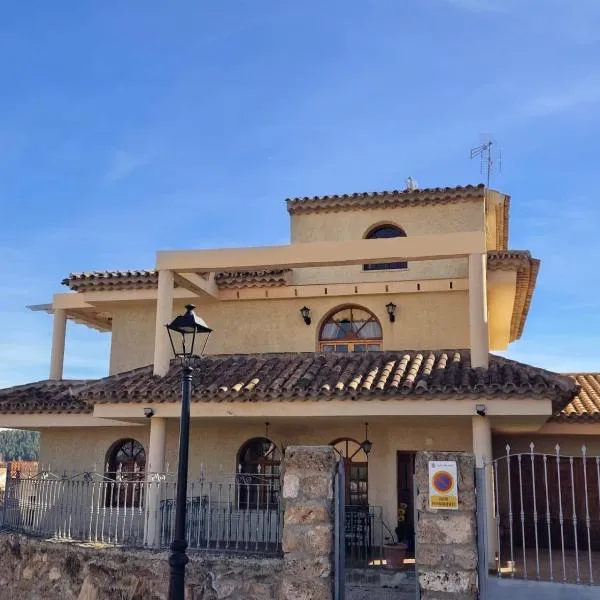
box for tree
[0,429,40,462]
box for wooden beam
[173,272,219,299]
[156,231,486,272]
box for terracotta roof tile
[552,374,600,422]
[286,184,486,215]
[0,352,578,415]
[62,269,290,292]
[0,380,90,414]
[77,351,576,409]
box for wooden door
[397,452,416,552]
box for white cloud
[522,78,600,118]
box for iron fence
[1,468,282,555]
[488,443,600,585]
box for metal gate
[334,459,346,600]
[477,444,600,600]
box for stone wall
[0,532,283,599]
[415,451,478,600]
[281,445,336,600]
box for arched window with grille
[237,437,281,508]
[319,306,382,353]
[104,438,146,508]
[363,224,408,270]
[331,438,369,506]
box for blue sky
[1,0,599,387]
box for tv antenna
[470,136,501,187]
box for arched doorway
[237,437,281,508]
[330,438,368,506]
[105,438,146,507]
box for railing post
[334,460,346,600]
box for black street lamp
[165,304,212,600]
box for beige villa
[1,183,599,566]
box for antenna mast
[470,136,500,186]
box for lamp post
[165,304,212,600]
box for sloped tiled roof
[0,380,91,414]
[553,374,600,422]
[487,250,540,341]
[79,351,577,409]
[0,352,579,415]
[62,269,291,292]
[286,184,486,214]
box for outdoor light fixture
[475,404,487,417]
[165,304,212,600]
[386,302,397,323]
[143,407,155,418]
[166,304,212,365]
[300,306,312,326]
[361,422,373,456]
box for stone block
[284,447,336,473]
[280,578,332,600]
[282,525,332,555]
[284,555,331,579]
[417,514,475,546]
[299,475,333,501]
[417,544,477,571]
[285,504,331,525]
[418,569,477,594]
[283,473,300,499]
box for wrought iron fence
[489,443,600,585]
[1,467,282,555]
[344,504,386,568]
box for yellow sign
[428,460,458,510]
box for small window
[364,225,407,271]
[319,306,382,353]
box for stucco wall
[39,416,473,529]
[290,200,483,284]
[109,291,470,374]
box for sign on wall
[428,460,458,510]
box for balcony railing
[1,469,282,555]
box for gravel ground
[347,586,416,600]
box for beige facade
[39,416,474,527]
[110,291,470,375]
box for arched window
[331,438,368,506]
[363,224,408,271]
[105,438,146,508]
[319,306,382,353]
[237,438,281,508]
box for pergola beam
[156,231,486,273]
[173,272,219,299]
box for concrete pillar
[49,309,67,380]
[468,253,489,369]
[472,416,497,568]
[281,446,336,600]
[145,417,167,547]
[153,270,174,376]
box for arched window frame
[318,305,383,353]
[363,223,408,271]
[236,437,281,509]
[330,438,369,506]
[104,438,146,508]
